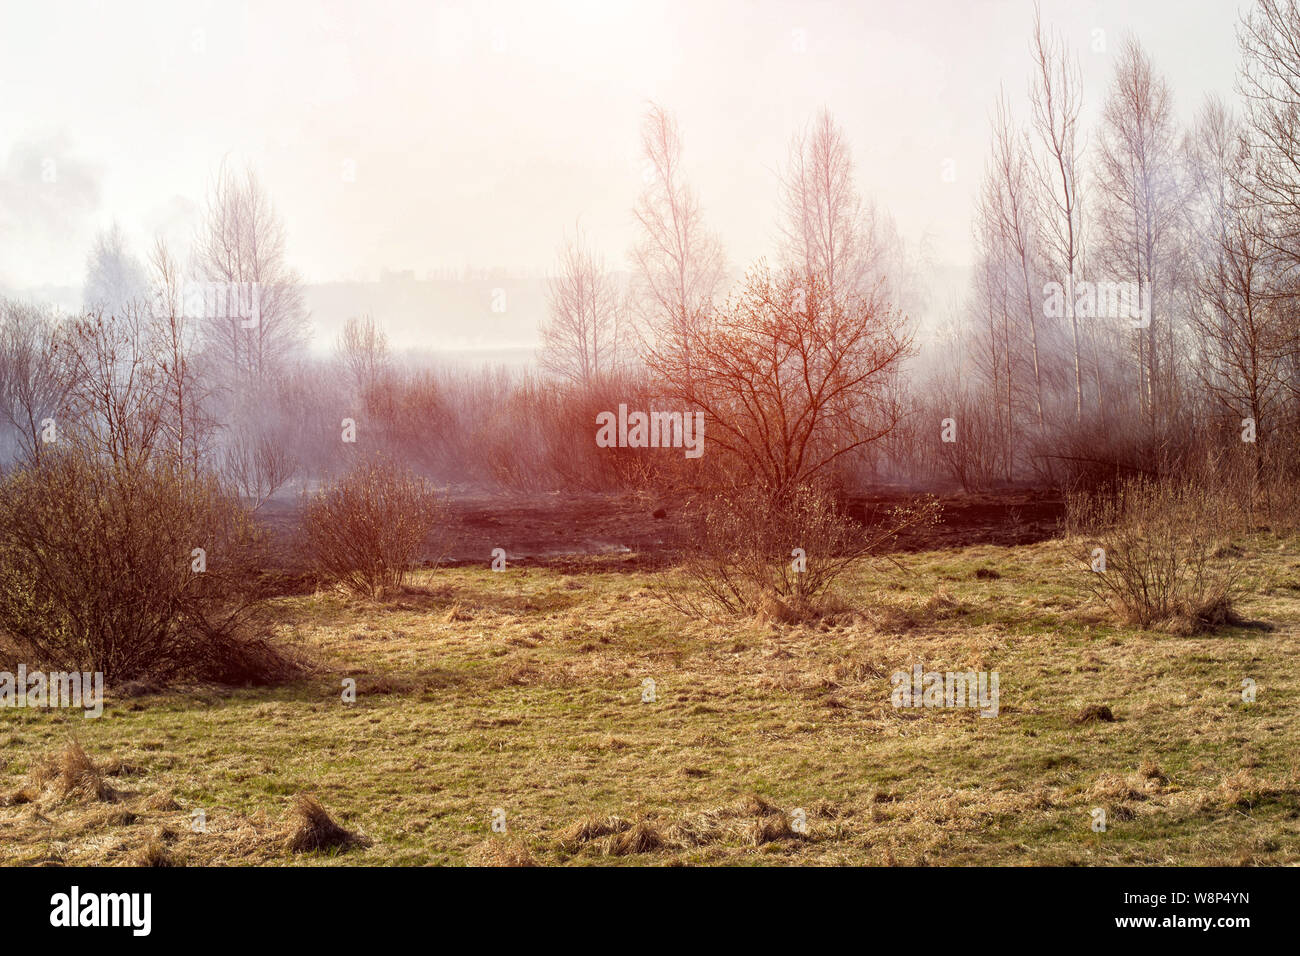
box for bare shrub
[221,422,297,509]
[647,264,912,491]
[478,373,692,492]
[0,452,284,683]
[302,457,446,596]
[929,384,1006,491]
[1067,477,1243,632]
[659,480,939,620]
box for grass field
[3,533,1299,866]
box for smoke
[0,131,102,290]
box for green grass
[2,535,1299,866]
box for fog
[0,0,1244,351]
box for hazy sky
[0,0,1249,327]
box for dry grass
[25,740,114,803]
[1,533,1298,866]
[135,838,181,867]
[467,838,538,867]
[285,795,369,854]
[560,815,631,850]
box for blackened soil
[256,488,1065,578]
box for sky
[0,0,1251,347]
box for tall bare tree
[1186,96,1285,445]
[148,237,213,477]
[337,314,391,396]
[1029,4,1088,422]
[194,161,309,389]
[989,90,1047,430]
[630,103,725,359]
[84,223,149,317]
[1239,0,1300,396]
[972,162,1020,479]
[540,226,624,388]
[779,108,895,309]
[1095,35,1183,426]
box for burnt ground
[257,488,1066,575]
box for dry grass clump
[468,837,538,867]
[135,839,182,867]
[748,813,798,846]
[1088,772,1152,804]
[1139,761,1169,784]
[1213,769,1300,812]
[563,793,817,857]
[1074,704,1115,724]
[559,815,631,850]
[735,792,780,817]
[143,791,180,811]
[25,740,114,803]
[866,590,967,633]
[284,794,369,854]
[603,819,665,856]
[560,813,663,856]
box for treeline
[1,93,920,496]
[909,1,1300,517]
[8,3,1300,510]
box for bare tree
[0,300,69,464]
[647,263,912,491]
[84,223,149,317]
[779,108,895,309]
[1029,4,1087,421]
[194,161,309,389]
[1186,97,1285,445]
[630,103,725,357]
[60,306,168,471]
[540,226,624,388]
[989,89,1047,430]
[148,237,214,477]
[1095,35,1183,426]
[337,314,390,396]
[1239,0,1300,394]
[971,173,1019,479]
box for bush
[1067,477,1242,632]
[0,452,283,683]
[659,481,939,620]
[302,457,446,596]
